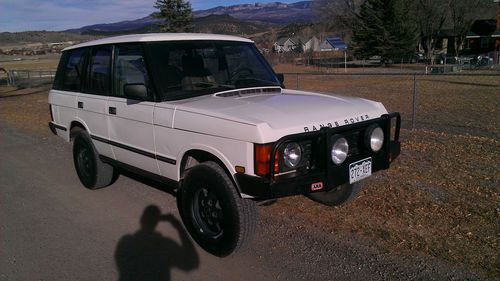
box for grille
[345,130,363,156]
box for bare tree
[449,0,496,56]
[415,0,449,63]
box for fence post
[412,74,417,130]
[296,73,300,90]
[11,71,16,87]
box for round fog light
[366,125,384,152]
[283,142,302,168]
[331,136,348,165]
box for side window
[113,44,151,99]
[61,48,86,91]
[87,45,112,95]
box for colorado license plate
[349,157,372,184]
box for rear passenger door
[76,45,113,158]
[107,44,158,174]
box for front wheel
[305,182,362,207]
[177,161,257,257]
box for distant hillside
[194,1,314,24]
[79,14,271,36]
[65,16,161,35]
[195,14,270,35]
[66,1,314,35]
[0,31,99,45]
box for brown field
[0,54,60,71]
[1,64,499,277]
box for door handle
[77,101,83,109]
[109,107,117,115]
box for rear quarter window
[60,48,87,91]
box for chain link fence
[0,70,55,88]
[282,73,500,138]
[1,68,498,138]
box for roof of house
[64,33,253,51]
[324,37,347,50]
[275,37,288,45]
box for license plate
[349,157,372,184]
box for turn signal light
[254,143,277,177]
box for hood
[168,88,388,143]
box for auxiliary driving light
[283,142,302,168]
[366,125,384,152]
[331,136,349,165]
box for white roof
[63,33,254,51]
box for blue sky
[0,0,300,32]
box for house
[320,37,348,51]
[465,19,498,54]
[298,36,320,52]
[465,0,500,62]
[273,37,289,53]
[273,36,320,53]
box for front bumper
[236,113,401,200]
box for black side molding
[48,122,67,135]
[91,134,177,165]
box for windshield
[146,40,280,101]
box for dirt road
[0,121,488,280]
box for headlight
[283,142,302,168]
[331,136,348,165]
[366,125,384,152]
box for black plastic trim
[100,155,179,189]
[90,134,176,165]
[48,122,67,135]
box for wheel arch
[69,118,90,142]
[178,147,243,196]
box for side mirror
[124,83,149,100]
[276,73,285,87]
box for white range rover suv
[48,33,401,256]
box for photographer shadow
[115,205,199,281]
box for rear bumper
[236,113,401,200]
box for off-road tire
[305,182,362,207]
[72,130,118,189]
[177,161,257,257]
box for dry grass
[0,86,52,136]
[0,55,60,71]
[0,66,499,277]
[273,63,500,277]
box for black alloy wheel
[177,161,257,257]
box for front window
[146,40,280,101]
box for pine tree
[351,0,417,62]
[153,0,194,32]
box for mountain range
[65,1,314,35]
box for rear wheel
[305,182,362,207]
[72,129,118,189]
[177,161,257,257]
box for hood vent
[215,87,282,98]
